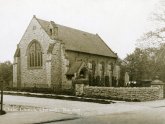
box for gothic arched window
[99,62,105,77]
[28,41,43,68]
[92,61,96,76]
[107,64,112,78]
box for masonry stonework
[13,17,62,88]
[20,18,51,88]
[83,86,162,101]
[51,42,63,90]
[13,56,21,88]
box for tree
[131,1,165,81]
[124,48,151,81]
[137,1,165,48]
[123,45,165,82]
[0,61,13,87]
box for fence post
[0,80,3,114]
[74,79,88,96]
[151,76,165,99]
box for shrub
[96,76,101,86]
[105,76,110,87]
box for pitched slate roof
[36,17,117,58]
[66,61,84,75]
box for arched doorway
[79,67,88,79]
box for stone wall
[13,57,21,88]
[83,86,163,101]
[51,42,63,90]
[66,50,116,77]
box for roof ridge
[35,17,51,39]
[36,17,96,36]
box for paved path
[0,111,79,124]
[1,95,165,124]
[3,95,151,116]
[55,107,165,124]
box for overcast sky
[0,0,160,62]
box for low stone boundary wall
[83,86,162,101]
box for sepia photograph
[0,0,165,124]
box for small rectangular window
[33,26,36,30]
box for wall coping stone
[151,79,165,85]
[73,79,88,84]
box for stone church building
[13,15,118,91]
